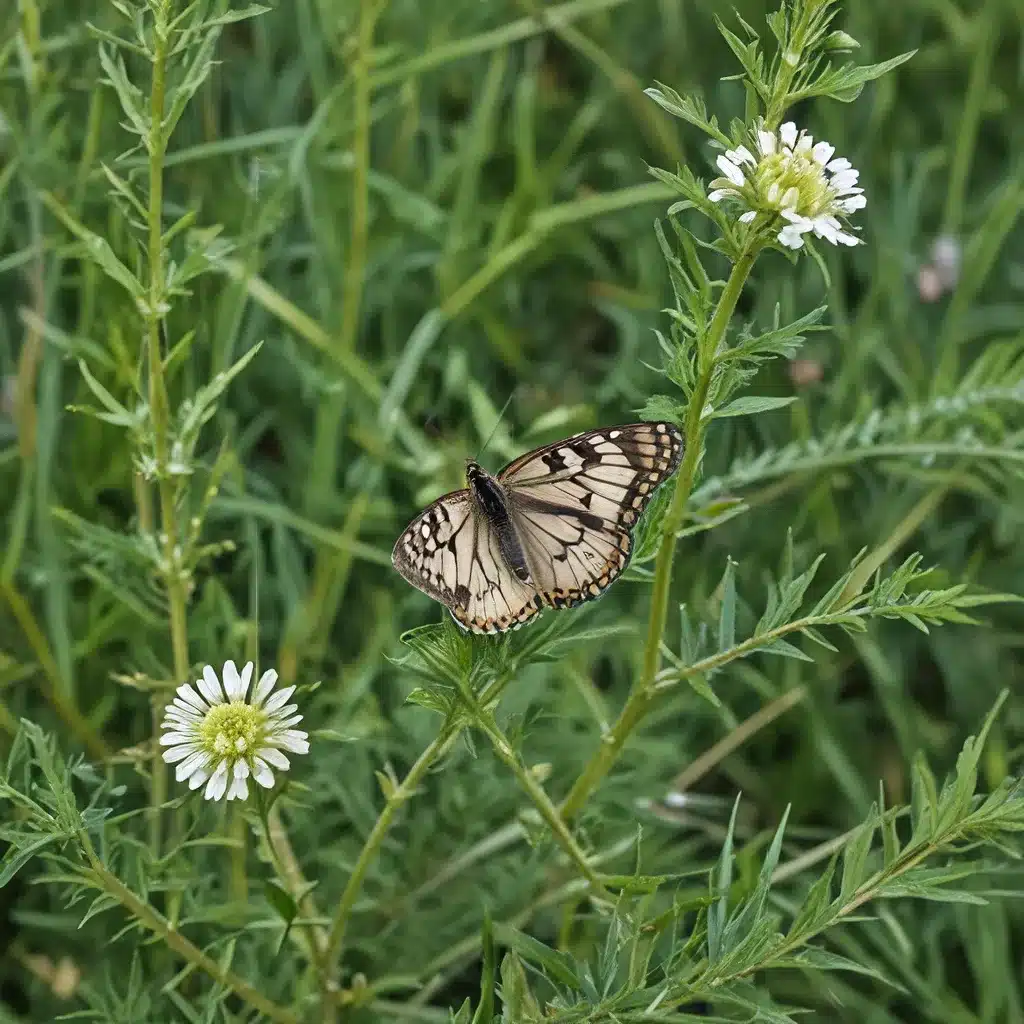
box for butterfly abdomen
[466,461,533,584]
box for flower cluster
[160,661,309,801]
[709,122,865,250]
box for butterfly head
[465,459,486,485]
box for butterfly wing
[391,490,545,634]
[498,422,683,608]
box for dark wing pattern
[391,489,544,634]
[498,422,683,610]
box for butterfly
[392,422,684,634]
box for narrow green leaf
[0,832,62,887]
[712,395,798,419]
[784,946,902,989]
[472,912,495,1024]
[708,794,741,963]
[840,811,876,902]
[494,925,580,991]
[717,558,737,654]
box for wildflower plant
[1,0,1023,1023]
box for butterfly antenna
[474,391,517,463]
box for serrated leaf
[0,832,62,887]
[41,192,144,299]
[493,924,581,991]
[759,638,813,662]
[708,794,740,963]
[499,952,541,1021]
[405,686,453,715]
[716,558,737,654]
[472,912,495,1024]
[840,812,876,901]
[908,753,939,848]
[683,670,722,708]
[713,395,798,420]
[787,855,837,938]
[784,946,902,988]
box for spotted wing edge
[391,488,546,635]
[499,421,685,611]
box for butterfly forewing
[391,489,544,633]
[500,423,683,609]
[392,422,683,633]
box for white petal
[757,129,775,155]
[163,705,201,723]
[222,660,242,700]
[830,170,859,192]
[188,767,210,791]
[838,194,867,213]
[732,145,756,166]
[716,154,745,187]
[162,743,197,764]
[778,225,806,249]
[198,666,224,705]
[227,775,249,801]
[779,122,797,148]
[836,230,860,246]
[238,662,254,700]
[161,718,198,736]
[277,731,309,755]
[780,187,800,211]
[252,757,275,788]
[738,210,757,223]
[176,685,207,711]
[262,685,295,714]
[812,141,835,165]
[812,216,842,243]
[267,704,299,722]
[233,759,250,779]
[175,749,209,781]
[159,731,195,746]
[708,188,732,202]
[795,134,813,154]
[205,761,229,801]
[259,746,291,770]
[274,714,305,728]
[780,209,812,228]
[827,157,851,172]
[252,669,278,707]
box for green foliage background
[1,0,1023,1021]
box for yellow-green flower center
[753,151,832,218]
[199,702,265,759]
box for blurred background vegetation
[1,0,1023,1021]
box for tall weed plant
[1,0,1022,1021]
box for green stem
[560,251,756,820]
[143,2,193,855]
[473,712,611,900]
[322,665,520,991]
[322,719,461,980]
[79,834,298,1024]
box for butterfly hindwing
[391,489,544,634]
[499,423,684,609]
[392,422,684,632]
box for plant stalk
[80,834,298,1024]
[560,251,756,820]
[143,2,192,856]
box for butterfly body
[393,422,684,634]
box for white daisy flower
[160,661,309,802]
[708,121,865,250]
